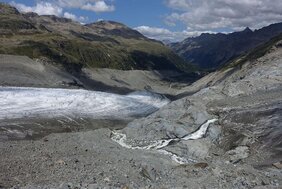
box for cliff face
[170,23,282,70]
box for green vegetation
[0,3,194,73]
[0,33,191,71]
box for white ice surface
[0,87,170,120]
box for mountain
[161,39,173,45]
[0,3,194,73]
[170,23,282,70]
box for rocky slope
[0,3,194,73]
[0,29,281,189]
[0,54,196,95]
[170,23,282,70]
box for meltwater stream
[111,119,218,164]
[0,87,170,120]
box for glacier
[0,87,170,120]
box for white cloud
[135,25,214,42]
[11,0,115,15]
[165,0,282,32]
[63,12,87,22]
[81,1,114,12]
[63,12,77,20]
[58,0,115,12]
[10,1,63,16]
[11,1,88,22]
[165,0,191,11]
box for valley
[0,2,282,189]
[0,35,281,188]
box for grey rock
[207,123,222,143]
[164,138,212,160]
[226,146,250,163]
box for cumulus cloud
[135,26,214,42]
[10,1,63,16]
[165,0,191,11]
[58,0,115,12]
[63,12,77,20]
[11,0,115,15]
[10,1,89,22]
[81,1,114,12]
[165,0,282,32]
[63,12,87,22]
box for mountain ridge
[0,3,194,73]
[170,22,282,70]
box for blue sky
[3,0,184,29]
[4,1,181,27]
[2,0,282,42]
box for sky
[2,0,282,42]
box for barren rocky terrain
[0,29,281,189]
[0,54,193,96]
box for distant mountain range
[169,23,282,70]
[0,3,194,73]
